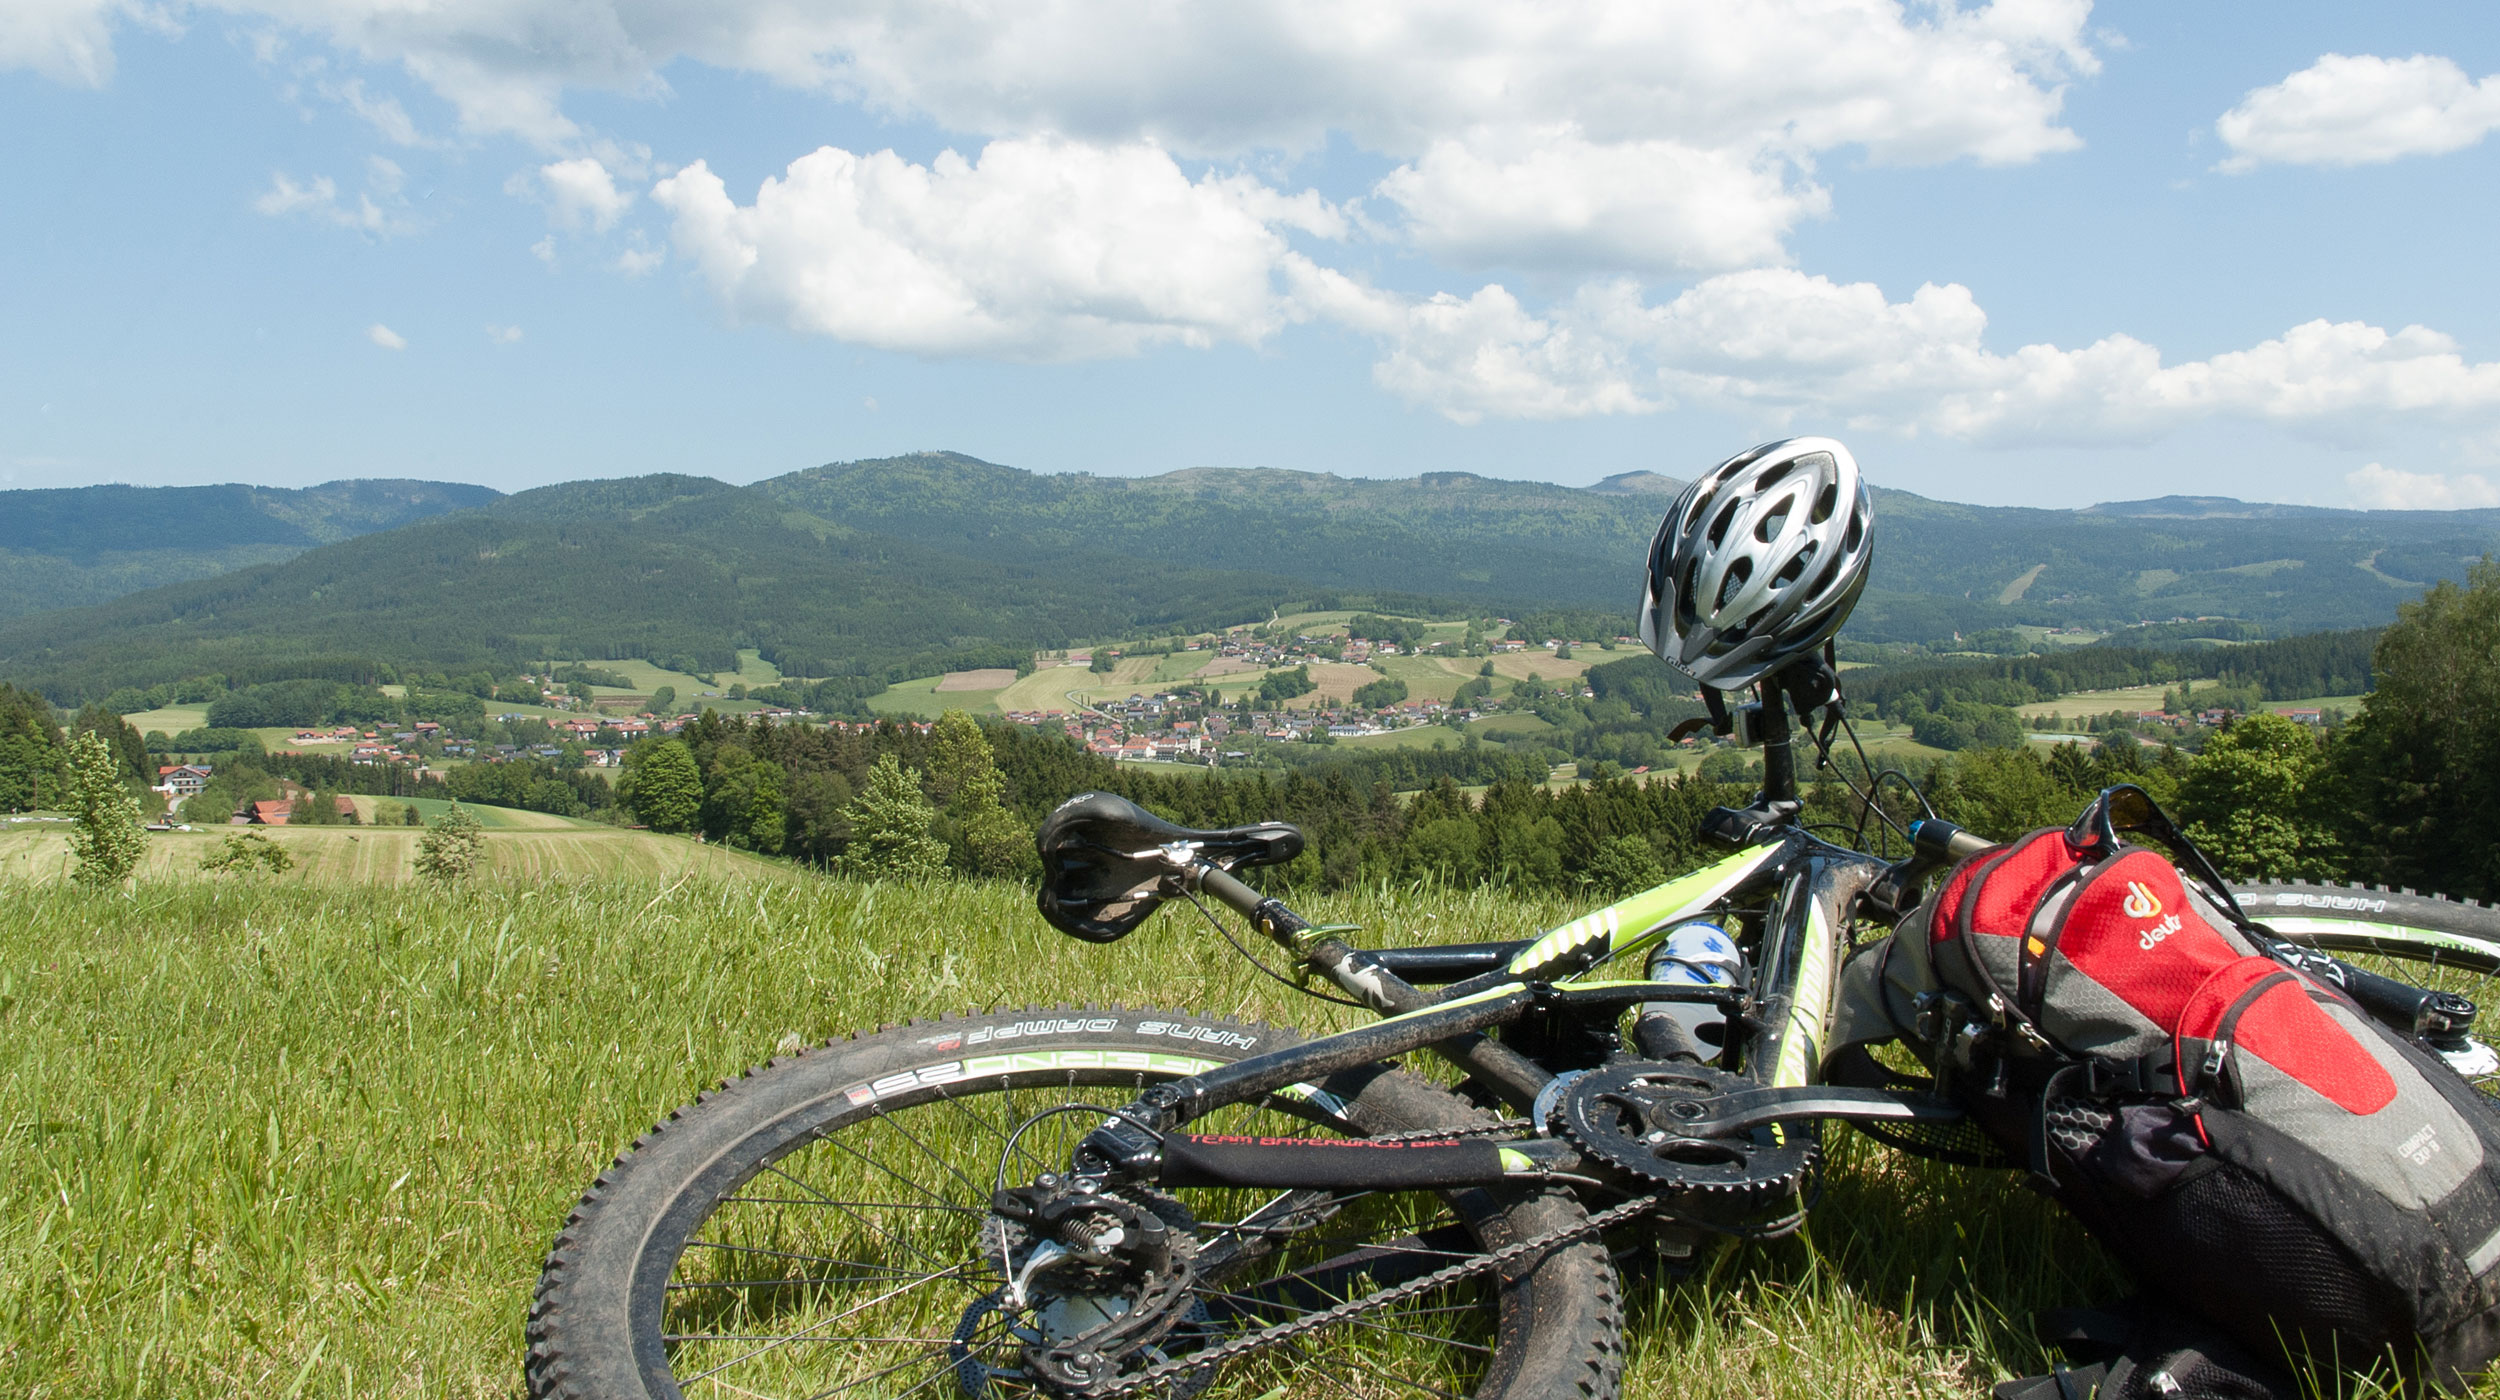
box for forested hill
[2,450,2497,703]
[0,471,1323,701]
[0,478,500,622]
[755,455,1670,605]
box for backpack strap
[2069,784,2255,931]
[1946,831,2062,1035]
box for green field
[120,704,211,735]
[0,819,794,886]
[0,861,2142,1397]
[864,673,1009,717]
[1335,723,1467,751]
[1465,711,1558,737]
[2013,685,2171,720]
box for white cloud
[1359,268,2500,439]
[2347,463,2500,511]
[327,76,425,146]
[367,323,407,350]
[252,161,415,236]
[653,138,1340,359]
[536,156,633,231]
[9,1,2096,271]
[485,323,523,344]
[613,246,664,276]
[1365,284,1651,423]
[2217,53,2500,170]
[254,172,338,219]
[1376,128,1828,273]
[0,0,127,86]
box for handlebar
[1858,817,1994,923]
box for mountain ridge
[0,478,502,622]
[3,452,2495,703]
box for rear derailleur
[966,1174,1204,1395]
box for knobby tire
[526,1004,1623,1400]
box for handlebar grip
[1909,819,1994,864]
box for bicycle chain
[1082,1190,1657,1398]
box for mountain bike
[525,677,2500,1400]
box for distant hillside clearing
[935,668,1018,692]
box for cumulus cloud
[653,138,1342,359]
[2347,463,2500,511]
[1376,129,1828,273]
[1360,268,2500,439]
[367,323,406,350]
[535,156,633,231]
[9,1,2096,270]
[2218,53,2500,170]
[0,0,127,86]
[485,323,523,343]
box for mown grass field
[0,837,2240,1400]
[0,822,793,887]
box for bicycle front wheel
[2235,881,2500,1090]
[526,1004,1623,1400]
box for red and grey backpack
[1833,787,2500,1391]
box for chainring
[1553,1061,1818,1216]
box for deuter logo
[2137,912,2184,951]
[2122,880,2163,920]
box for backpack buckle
[2194,1038,2231,1094]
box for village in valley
[107,603,2354,834]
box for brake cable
[1177,884,1367,1010]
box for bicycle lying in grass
[527,441,2500,1399]
[523,717,2500,1397]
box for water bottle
[1634,920,1746,1061]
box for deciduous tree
[834,756,947,882]
[2177,713,2336,880]
[65,729,145,888]
[2329,558,2500,899]
[415,801,485,882]
[624,739,703,833]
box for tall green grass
[0,869,2402,1397]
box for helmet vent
[1810,482,1836,525]
[1708,498,1741,547]
[1715,556,1754,611]
[1753,494,1794,542]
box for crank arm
[1658,1085,1964,1139]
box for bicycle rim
[527,1007,1622,1400]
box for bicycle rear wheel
[526,1005,1622,1400]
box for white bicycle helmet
[1638,436,1873,691]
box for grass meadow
[6,849,2366,1399]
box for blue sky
[5,1,2498,509]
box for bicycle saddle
[1035,792,1304,942]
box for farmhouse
[154,764,212,799]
